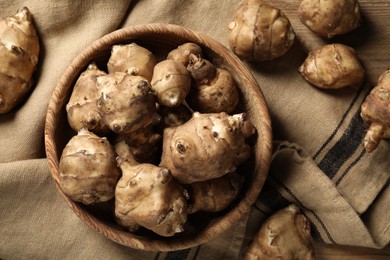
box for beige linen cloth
[0,0,389,259]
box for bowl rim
[44,23,272,251]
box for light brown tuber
[58,128,121,205]
[151,59,191,107]
[115,157,188,237]
[244,204,316,260]
[66,63,109,134]
[187,54,239,114]
[299,44,365,89]
[107,43,157,81]
[160,112,254,184]
[298,0,361,38]
[0,7,40,113]
[228,0,295,62]
[360,70,390,152]
[96,72,160,135]
[167,42,203,67]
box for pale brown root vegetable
[66,63,109,134]
[187,54,239,114]
[115,158,188,237]
[158,103,192,128]
[167,42,203,67]
[228,0,295,62]
[298,0,361,38]
[360,70,390,152]
[299,44,365,89]
[58,128,121,205]
[0,7,40,113]
[107,43,157,81]
[243,204,316,260]
[186,173,243,214]
[160,112,255,184]
[96,72,160,135]
[151,60,191,107]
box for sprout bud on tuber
[228,0,295,62]
[0,7,40,113]
[299,44,365,89]
[167,42,203,67]
[58,129,121,205]
[360,70,390,152]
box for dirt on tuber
[0,7,40,113]
[360,70,390,152]
[299,43,365,89]
[228,0,295,62]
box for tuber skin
[360,70,390,152]
[107,43,157,81]
[243,204,316,260]
[160,112,255,184]
[298,0,361,38]
[228,0,295,62]
[96,72,160,135]
[299,44,365,89]
[58,128,121,205]
[151,59,191,107]
[158,103,193,129]
[167,42,203,67]
[0,7,40,113]
[187,54,239,114]
[115,157,188,237]
[186,173,243,214]
[66,63,109,134]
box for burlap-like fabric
[0,0,388,259]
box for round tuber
[167,42,203,67]
[298,0,361,38]
[360,70,390,152]
[228,0,295,62]
[299,44,365,89]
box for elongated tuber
[160,112,254,184]
[228,0,295,61]
[0,7,40,113]
[66,63,109,133]
[187,173,243,214]
[244,204,316,260]
[96,72,160,134]
[187,54,239,114]
[115,157,188,237]
[360,70,390,152]
[107,43,157,81]
[151,59,191,107]
[59,128,121,205]
[167,42,203,67]
[299,44,365,89]
[298,0,361,38]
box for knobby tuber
[298,0,361,38]
[115,157,188,237]
[228,0,295,61]
[360,70,390,152]
[0,7,40,113]
[66,63,109,133]
[151,59,191,107]
[167,42,203,67]
[299,44,365,89]
[96,72,160,134]
[187,54,239,114]
[59,129,121,205]
[107,43,157,81]
[243,204,316,260]
[160,112,254,184]
[187,173,243,214]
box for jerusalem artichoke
[228,0,295,61]
[167,42,203,67]
[0,7,40,113]
[158,103,192,128]
[58,128,121,205]
[360,70,390,152]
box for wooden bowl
[44,23,272,251]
